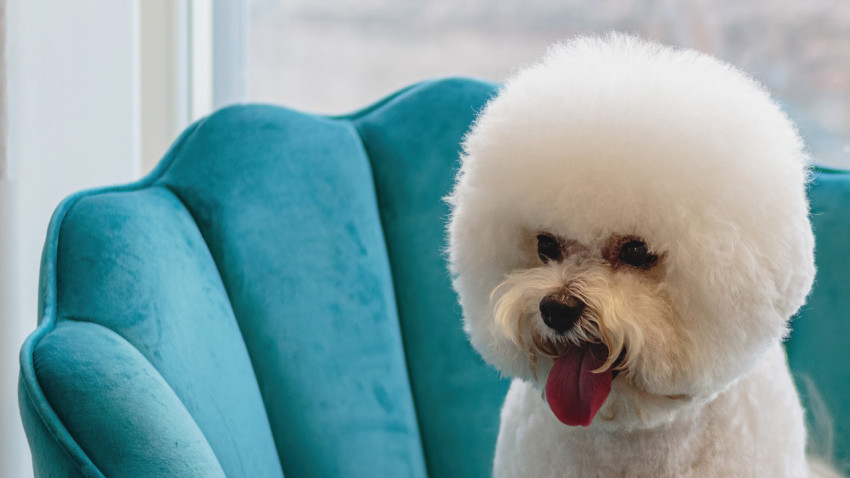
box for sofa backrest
[20,78,509,478]
[787,170,850,473]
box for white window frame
[139,0,246,173]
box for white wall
[1,2,141,477]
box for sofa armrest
[22,320,226,478]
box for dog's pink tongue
[545,342,612,427]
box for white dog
[448,35,838,477]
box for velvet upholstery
[787,171,850,473]
[18,78,850,477]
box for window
[239,0,850,169]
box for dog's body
[448,35,834,477]
[494,343,806,477]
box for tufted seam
[345,81,438,478]
[148,182,281,469]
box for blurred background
[1,1,848,476]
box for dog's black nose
[539,295,585,334]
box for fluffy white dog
[448,35,837,477]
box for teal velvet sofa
[18,78,850,477]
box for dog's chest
[492,370,806,478]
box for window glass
[247,0,849,169]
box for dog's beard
[491,261,674,389]
[495,264,619,376]
[491,262,685,427]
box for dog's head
[447,35,815,429]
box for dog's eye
[619,240,658,268]
[537,234,562,263]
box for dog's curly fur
[447,34,836,477]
